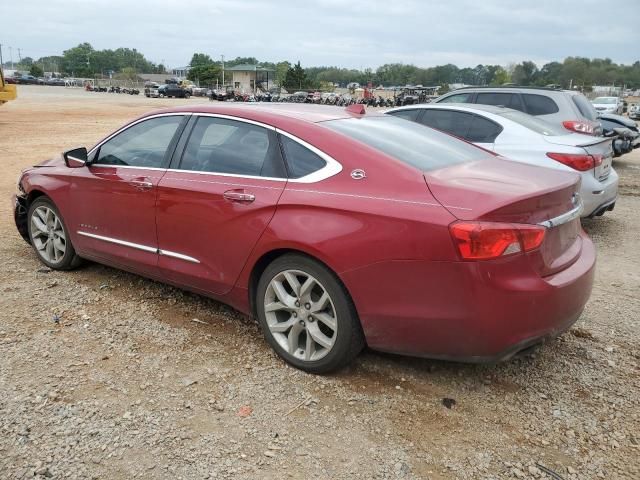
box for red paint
[16,104,596,362]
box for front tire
[256,254,364,373]
[27,197,82,270]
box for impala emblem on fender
[351,169,366,180]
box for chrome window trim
[276,128,343,183]
[89,164,168,172]
[77,231,200,263]
[86,111,342,184]
[87,112,190,156]
[164,168,287,182]
[537,202,583,228]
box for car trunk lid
[543,134,613,182]
[424,157,583,275]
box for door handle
[223,190,255,203]
[129,178,153,191]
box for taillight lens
[450,222,546,260]
[562,120,596,135]
[546,152,602,171]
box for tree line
[4,42,639,91]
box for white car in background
[386,104,618,218]
[591,96,623,115]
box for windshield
[494,109,567,136]
[323,116,492,172]
[593,97,617,104]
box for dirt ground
[0,86,638,480]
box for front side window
[179,117,286,178]
[280,136,327,178]
[93,115,183,167]
[438,92,472,103]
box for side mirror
[63,147,88,168]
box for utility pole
[9,46,13,69]
[17,48,22,63]
[0,44,4,68]
[221,55,225,85]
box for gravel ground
[0,86,638,480]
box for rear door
[155,115,288,295]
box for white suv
[434,87,602,136]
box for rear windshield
[572,94,598,121]
[494,109,567,136]
[323,116,492,172]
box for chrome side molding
[77,231,200,263]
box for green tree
[275,61,291,87]
[190,53,214,67]
[491,67,511,85]
[29,64,44,77]
[283,61,308,90]
[188,64,221,86]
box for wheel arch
[247,248,361,329]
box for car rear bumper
[341,230,596,362]
[581,169,618,217]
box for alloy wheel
[264,269,338,361]
[30,206,66,264]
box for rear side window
[466,116,503,143]
[572,94,598,121]
[280,136,327,178]
[419,110,473,138]
[476,93,525,112]
[438,92,472,103]
[324,116,492,172]
[179,117,286,178]
[387,109,421,121]
[522,94,559,115]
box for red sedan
[13,104,595,373]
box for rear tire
[27,197,82,270]
[256,254,364,373]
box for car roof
[447,85,569,93]
[155,103,383,125]
[388,103,514,115]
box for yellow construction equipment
[1,67,17,105]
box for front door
[156,115,288,295]
[68,115,186,275]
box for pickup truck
[158,84,191,99]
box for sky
[2,0,638,70]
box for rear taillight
[546,152,602,171]
[562,120,596,135]
[450,222,546,260]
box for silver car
[386,104,618,218]
[434,86,602,136]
